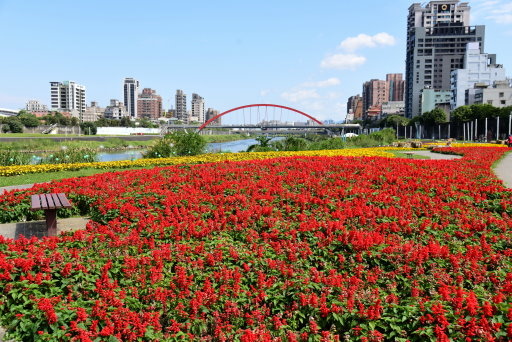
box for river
[97,137,284,162]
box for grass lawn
[0,166,150,188]
[386,150,431,159]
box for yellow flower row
[0,148,396,177]
[423,142,507,148]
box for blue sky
[1,0,511,123]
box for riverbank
[0,134,246,152]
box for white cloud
[300,101,325,112]
[472,0,512,24]
[260,89,270,96]
[326,91,342,99]
[487,13,512,24]
[320,54,366,70]
[281,89,320,103]
[301,77,341,88]
[339,32,396,52]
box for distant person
[508,135,512,148]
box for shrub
[308,137,346,150]
[144,131,207,158]
[0,150,32,166]
[40,147,98,164]
[273,136,309,151]
[80,122,97,135]
[2,117,24,133]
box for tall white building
[450,42,506,109]
[123,78,140,119]
[50,81,86,120]
[191,93,205,123]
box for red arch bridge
[162,104,361,134]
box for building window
[499,92,504,97]
[487,100,493,105]
[501,100,506,105]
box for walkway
[494,150,512,188]
[0,217,89,240]
[403,150,462,160]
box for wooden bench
[404,152,415,158]
[30,193,72,236]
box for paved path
[0,183,35,195]
[494,150,512,188]
[0,217,89,240]
[403,150,462,160]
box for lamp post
[509,112,511,136]
[485,118,488,142]
[497,116,500,141]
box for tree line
[0,111,159,134]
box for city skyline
[1,0,511,123]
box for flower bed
[423,142,507,148]
[0,147,511,341]
[0,148,396,177]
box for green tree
[451,105,472,123]
[17,111,40,127]
[2,117,24,133]
[247,136,274,152]
[381,115,409,128]
[272,136,308,151]
[470,103,499,119]
[138,118,158,128]
[144,131,206,158]
[80,122,97,135]
[42,111,71,126]
[120,117,135,127]
[421,108,447,125]
[499,106,512,118]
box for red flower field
[0,147,511,341]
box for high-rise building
[123,78,140,119]
[405,1,485,117]
[362,79,388,117]
[386,73,405,101]
[175,89,187,123]
[137,88,162,120]
[50,81,86,120]
[191,93,205,123]
[451,42,506,109]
